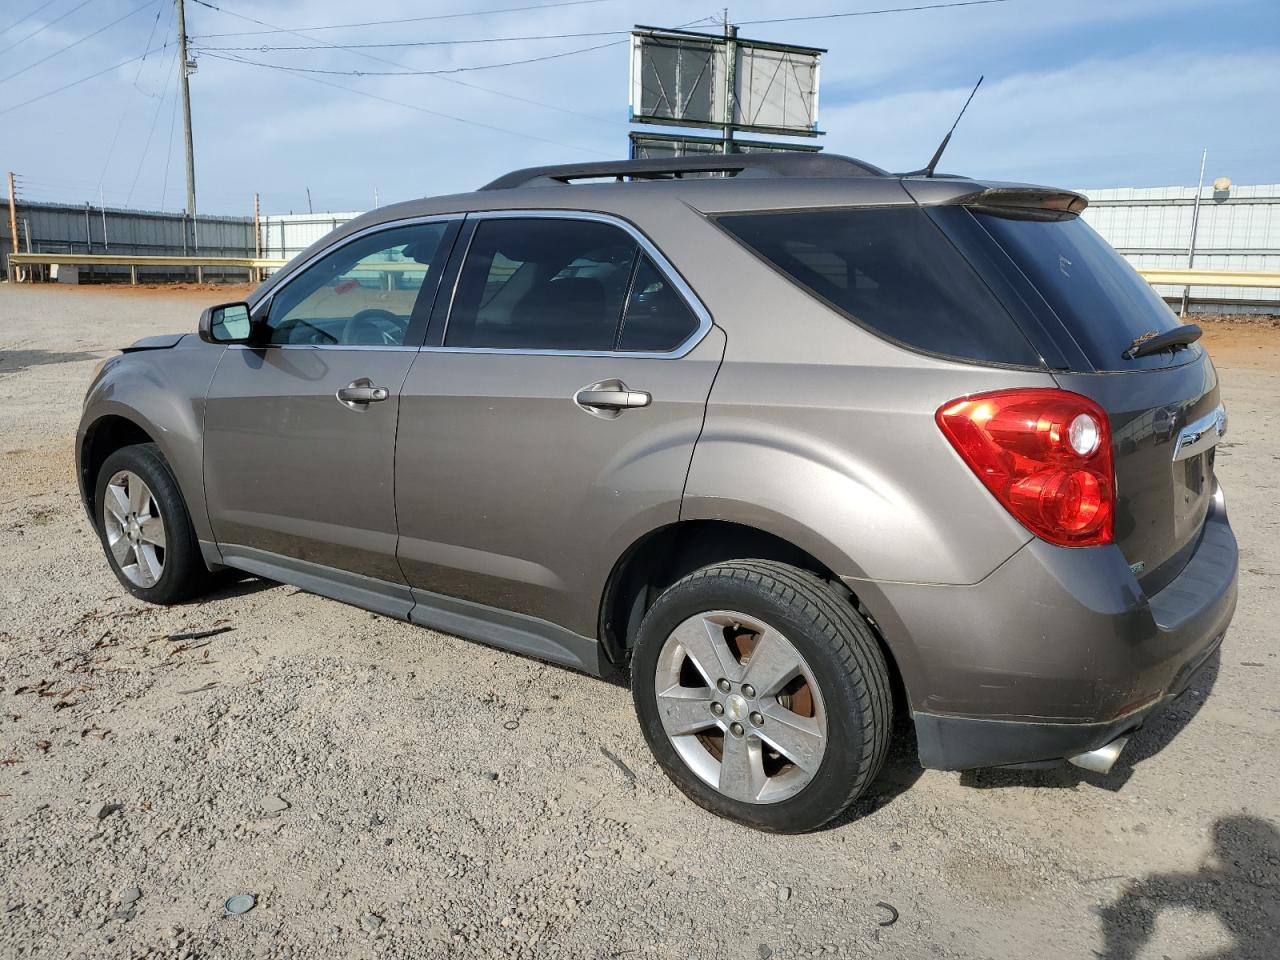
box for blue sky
[2,0,1277,215]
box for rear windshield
[972,211,1198,371]
[716,208,1041,366]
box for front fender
[77,336,224,542]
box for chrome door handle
[576,386,650,412]
[573,380,651,420]
[575,388,652,410]
[336,379,390,409]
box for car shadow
[195,572,279,604]
[1096,814,1280,959]
[958,648,1220,793]
[0,348,105,374]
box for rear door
[967,209,1223,592]
[203,218,458,607]
[394,213,724,643]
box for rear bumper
[851,486,1237,771]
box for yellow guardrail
[5,254,1280,292]
[1136,268,1280,289]
[6,252,287,284]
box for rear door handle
[336,378,390,408]
[574,379,651,418]
[575,389,651,409]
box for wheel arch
[78,413,158,524]
[598,518,911,711]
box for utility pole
[722,11,737,155]
[253,191,261,283]
[1181,147,1207,318]
[175,0,197,250]
[6,172,18,282]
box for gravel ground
[1,283,1278,960]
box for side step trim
[217,544,415,621]
[408,586,602,676]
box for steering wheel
[343,309,405,346]
[276,317,338,345]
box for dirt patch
[1198,319,1280,370]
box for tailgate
[1055,354,1223,594]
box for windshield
[972,211,1199,372]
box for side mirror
[199,302,254,344]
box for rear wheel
[95,443,210,605]
[631,560,892,832]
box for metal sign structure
[629,132,821,160]
[629,25,824,148]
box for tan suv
[78,154,1237,831]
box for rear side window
[716,208,1040,366]
[446,218,635,351]
[972,212,1196,371]
[618,255,700,352]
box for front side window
[264,222,449,346]
[445,218,638,351]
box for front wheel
[631,560,892,833]
[94,443,211,605]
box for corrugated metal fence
[0,201,253,282]
[4,190,1279,314]
[1079,184,1280,314]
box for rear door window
[617,255,700,352]
[972,212,1198,371]
[716,207,1041,366]
[445,218,636,351]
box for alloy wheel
[102,470,166,588]
[653,610,828,804]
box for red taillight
[936,388,1114,547]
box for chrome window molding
[433,209,714,360]
[247,213,460,311]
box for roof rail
[480,153,888,190]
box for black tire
[631,560,893,833]
[94,442,211,605]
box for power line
[189,0,652,130]
[125,44,180,207]
[0,0,96,57]
[97,2,173,198]
[0,0,161,85]
[0,44,173,117]
[201,38,626,77]
[736,0,1015,26]
[193,0,619,39]
[210,51,613,157]
[2,0,59,36]
[196,29,630,52]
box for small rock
[94,803,120,820]
[777,885,792,903]
[483,772,499,781]
[261,795,290,815]
[758,946,774,960]
[360,912,384,934]
[118,886,141,906]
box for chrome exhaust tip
[1067,736,1128,775]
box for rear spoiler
[956,186,1088,219]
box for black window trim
[427,209,713,359]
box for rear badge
[1129,561,1146,576]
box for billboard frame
[629,25,825,140]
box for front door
[394,214,724,642]
[203,218,457,606]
